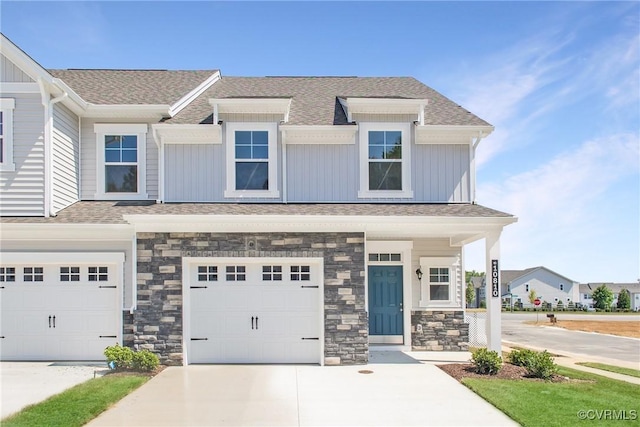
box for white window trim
[0,98,16,171]
[358,122,413,199]
[94,124,148,200]
[224,122,279,198]
[419,256,460,308]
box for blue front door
[368,266,403,337]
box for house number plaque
[491,259,499,298]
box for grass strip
[462,366,640,427]
[1,374,149,427]
[576,362,640,378]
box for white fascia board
[0,33,54,84]
[1,82,41,93]
[346,97,429,115]
[50,78,87,115]
[0,251,125,264]
[152,123,222,145]
[122,214,517,236]
[280,125,358,144]
[415,125,494,144]
[169,71,221,117]
[0,224,134,241]
[84,104,170,119]
[209,97,292,116]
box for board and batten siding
[164,144,222,202]
[52,103,79,212]
[286,144,359,201]
[413,144,470,202]
[0,93,45,216]
[80,119,158,200]
[0,54,34,82]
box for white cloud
[466,133,640,282]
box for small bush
[132,349,160,372]
[471,348,503,375]
[508,348,536,367]
[104,344,134,370]
[525,350,558,380]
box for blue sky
[2,1,638,283]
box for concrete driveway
[88,355,517,427]
[0,361,108,419]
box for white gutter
[38,79,68,217]
[470,131,485,203]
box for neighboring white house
[500,267,579,309]
[0,33,516,365]
[580,283,640,311]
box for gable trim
[169,71,221,117]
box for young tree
[528,290,537,306]
[465,270,483,283]
[592,284,614,310]
[466,282,476,307]
[617,288,631,310]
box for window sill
[94,193,149,201]
[358,190,414,199]
[418,301,460,309]
[0,163,16,172]
[224,190,280,199]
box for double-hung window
[419,256,459,307]
[225,122,279,198]
[358,122,412,198]
[94,124,147,199]
[0,98,15,171]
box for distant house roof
[500,266,577,285]
[46,70,491,127]
[579,283,640,294]
[0,201,513,225]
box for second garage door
[187,258,322,364]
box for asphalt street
[501,313,640,366]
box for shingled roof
[49,69,217,105]
[0,202,513,225]
[47,70,491,127]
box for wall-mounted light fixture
[415,267,423,280]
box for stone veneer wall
[410,311,469,351]
[134,232,367,366]
[122,311,134,348]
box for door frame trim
[366,241,413,348]
[182,256,325,365]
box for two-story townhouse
[580,283,640,311]
[0,34,516,365]
[501,266,579,309]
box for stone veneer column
[410,311,469,351]
[134,232,367,366]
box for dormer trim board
[84,104,171,119]
[343,97,429,121]
[169,71,221,117]
[152,124,222,145]
[209,98,292,123]
[280,125,358,145]
[415,125,494,144]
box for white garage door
[188,258,322,364]
[0,253,123,361]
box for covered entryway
[0,253,123,361]
[368,266,403,343]
[185,257,323,364]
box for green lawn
[1,374,149,427]
[576,362,640,379]
[463,367,640,427]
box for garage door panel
[189,260,322,364]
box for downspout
[470,132,483,204]
[38,79,69,217]
[281,127,288,203]
[151,126,164,203]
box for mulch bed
[438,363,573,383]
[103,365,166,378]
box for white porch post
[485,231,502,353]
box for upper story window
[0,98,15,172]
[225,122,279,198]
[358,123,412,199]
[94,124,148,200]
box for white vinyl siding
[0,54,34,82]
[0,93,45,216]
[409,239,462,309]
[51,103,79,212]
[413,144,470,202]
[286,144,358,201]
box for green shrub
[525,350,558,380]
[104,344,134,370]
[132,349,160,372]
[508,348,536,367]
[471,348,503,375]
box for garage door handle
[49,315,51,328]
[301,337,319,340]
[52,315,56,328]
[256,316,259,330]
[99,335,117,338]
[99,285,117,289]
[190,338,208,341]
[251,316,254,329]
